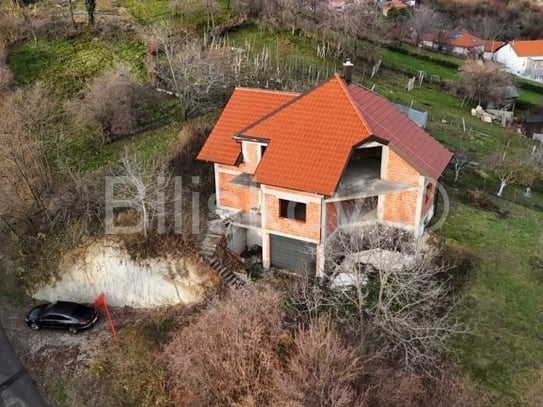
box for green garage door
[270,234,316,276]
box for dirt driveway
[0,298,127,406]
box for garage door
[270,234,316,276]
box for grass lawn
[117,0,234,30]
[117,0,171,22]
[439,177,543,404]
[9,37,146,97]
[8,35,181,170]
[381,48,458,80]
[59,120,182,172]
[518,87,543,110]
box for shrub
[0,8,25,47]
[465,189,500,213]
[359,365,486,407]
[273,317,361,407]
[67,65,153,144]
[86,323,171,407]
[162,287,288,406]
[0,44,12,92]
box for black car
[25,301,98,333]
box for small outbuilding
[523,115,543,142]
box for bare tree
[409,5,444,46]
[291,225,464,373]
[318,3,382,62]
[170,0,218,28]
[111,150,171,237]
[278,0,304,35]
[468,14,505,41]
[488,143,541,197]
[162,287,287,406]
[85,0,96,25]
[0,7,25,47]
[230,0,280,20]
[453,152,478,183]
[457,60,514,108]
[68,66,147,144]
[0,83,56,213]
[0,44,12,92]
[273,316,361,407]
[162,284,366,406]
[146,26,235,120]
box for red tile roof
[198,75,452,196]
[347,84,452,182]
[449,32,484,48]
[196,88,298,164]
[420,31,484,49]
[510,40,543,57]
[243,76,371,195]
[484,40,505,53]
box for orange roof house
[484,40,505,53]
[420,31,485,57]
[509,40,543,57]
[494,39,543,81]
[198,63,452,276]
[483,40,505,61]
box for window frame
[279,199,307,222]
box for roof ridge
[235,76,342,138]
[334,73,374,136]
[234,87,300,96]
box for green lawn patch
[442,198,543,404]
[9,37,146,97]
[60,120,182,172]
[117,0,233,30]
[227,23,332,68]
[117,0,172,22]
[518,87,543,111]
[381,48,458,81]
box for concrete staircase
[199,218,245,289]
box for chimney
[342,59,354,84]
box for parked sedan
[25,301,98,333]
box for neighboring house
[420,31,484,57]
[494,39,543,81]
[197,65,452,276]
[523,115,543,142]
[483,40,505,61]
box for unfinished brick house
[197,64,452,276]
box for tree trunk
[496,179,507,197]
[68,0,76,26]
[454,165,461,183]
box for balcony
[230,209,262,230]
[328,158,416,202]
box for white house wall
[495,44,529,75]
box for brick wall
[263,189,321,241]
[383,150,420,184]
[382,149,422,226]
[217,170,259,211]
[238,142,261,175]
[383,190,419,224]
[326,202,338,237]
